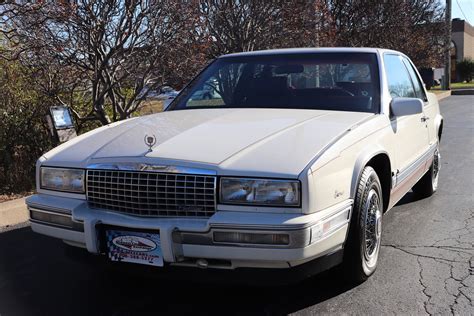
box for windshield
[169,53,380,113]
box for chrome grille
[86,170,216,217]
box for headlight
[220,178,300,207]
[40,167,85,193]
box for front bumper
[26,194,352,269]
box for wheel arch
[438,119,444,141]
[435,114,444,142]
[351,148,392,213]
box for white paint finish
[390,98,423,117]
[180,226,347,265]
[28,48,444,270]
[308,114,398,212]
[27,194,351,233]
[42,118,138,163]
[215,110,372,177]
[147,109,331,166]
[31,222,85,244]
[40,108,372,178]
[25,193,350,266]
[391,110,430,175]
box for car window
[170,53,381,113]
[384,54,416,98]
[401,57,427,101]
[187,77,224,107]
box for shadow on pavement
[0,227,358,315]
[394,190,429,207]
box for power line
[455,0,472,24]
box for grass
[136,98,225,115]
[137,99,164,115]
[431,82,474,90]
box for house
[451,18,474,81]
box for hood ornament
[144,134,157,152]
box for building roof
[452,18,474,37]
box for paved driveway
[0,95,472,315]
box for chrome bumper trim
[173,227,310,249]
[173,203,351,249]
[29,207,84,232]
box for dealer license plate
[105,229,164,267]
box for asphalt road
[0,95,472,315]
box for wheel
[412,145,440,198]
[343,166,383,283]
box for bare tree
[0,0,447,129]
[1,0,205,125]
[326,0,446,67]
[199,0,283,56]
[199,0,335,58]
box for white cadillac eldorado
[26,48,443,283]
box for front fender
[349,145,391,200]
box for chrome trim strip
[86,163,217,176]
[396,143,436,186]
[211,200,353,231]
[174,206,351,249]
[174,227,310,249]
[28,207,84,232]
[29,207,74,218]
[26,203,72,215]
[210,223,310,231]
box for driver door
[384,54,430,188]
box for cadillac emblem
[144,134,157,152]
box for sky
[451,0,474,25]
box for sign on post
[47,106,77,143]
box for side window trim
[383,53,416,99]
[401,57,428,102]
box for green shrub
[457,58,474,83]
[0,61,54,194]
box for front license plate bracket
[102,226,164,267]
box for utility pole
[442,0,452,90]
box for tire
[343,166,383,283]
[412,145,440,198]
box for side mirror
[390,97,423,117]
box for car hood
[43,108,373,177]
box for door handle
[421,116,430,122]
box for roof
[219,47,400,58]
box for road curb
[0,197,29,229]
[451,89,474,96]
[435,90,452,101]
